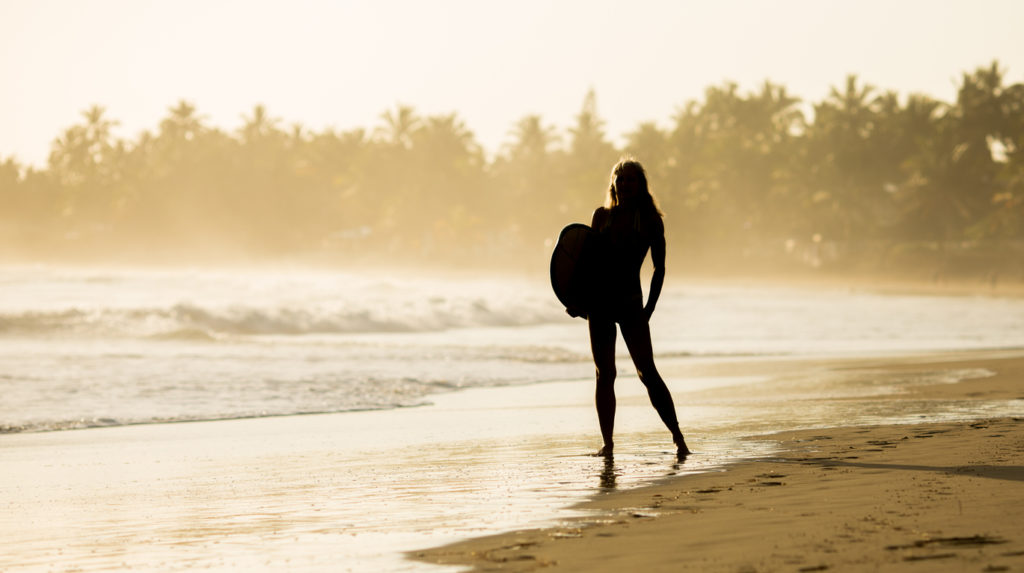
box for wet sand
[2,351,1022,571]
[0,366,767,572]
[414,353,1024,572]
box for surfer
[584,159,689,457]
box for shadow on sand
[790,459,1024,483]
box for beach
[2,349,1022,571]
[416,352,1024,572]
[2,268,1024,571]
[4,3,1023,570]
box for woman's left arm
[645,214,666,321]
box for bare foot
[595,444,613,457]
[675,435,691,457]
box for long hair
[605,158,663,216]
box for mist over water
[2,265,1022,434]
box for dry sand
[414,354,1024,572]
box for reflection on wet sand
[2,352,1020,571]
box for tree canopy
[2,62,1022,279]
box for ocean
[4,265,1024,571]
[2,265,1023,434]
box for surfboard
[550,223,598,315]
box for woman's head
[606,158,662,214]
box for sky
[2,0,1023,167]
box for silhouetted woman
[584,159,689,456]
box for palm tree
[937,61,1020,240]
[375,104,419,149]
[502,114,559,161]
[46,105,122,226]
[82,105,118,152]
[492,115,562,244]
[159,100,204,142]
[0,157,22,214]
[414,113,480,161]
[407,112,486,246]
[623,122,667,164]
[826,75,875,131]
[804,75,885,242]
[239,104,282,144]
[48,105,119,184]
[566,89,618,213]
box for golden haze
[1,65,1022,284]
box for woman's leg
[588,316,617,455]
[619,317,690,454]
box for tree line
[2,61,1022,277]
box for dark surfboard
[550,223,598,315]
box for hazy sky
[2,0,1022,166]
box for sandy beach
[5,3,1024,571]
[2,350,1022,571]
[415,353,1024,572]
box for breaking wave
[0,297,566,339]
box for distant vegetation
[1,61,1022,281]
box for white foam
[2,267,1023,433]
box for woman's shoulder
[590,206,610,228]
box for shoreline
[1,349,1021,571]
[412,352,1024,572]
[5,347,1020,437]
